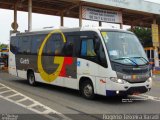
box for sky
[0,0,160,44]
[0,9,121,44]
[145,0,160,4]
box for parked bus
[9,27,152,99]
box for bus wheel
[81,80,95,99]
[27,71,36,86]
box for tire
[27,71,36,86]
[81,80,95,99]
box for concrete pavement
[0,71,160,120]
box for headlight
[110,77,127,84]
[147,77,152,82]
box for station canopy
[0,0,160,27]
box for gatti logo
[20,58,29,65]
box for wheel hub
[84,84,93,97]
[29,75,34,84]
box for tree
[129,27,152,47]
[0,44,8,50]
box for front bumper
[106,86,151,96]
[105,78,152,96]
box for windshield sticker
[77,61,81,67]
[109,50,118,56]
[101,32,108,43]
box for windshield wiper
[114,57,138,66]
[131,57,149,64]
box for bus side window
[63,39,74,57]
[81,40,87,56]
[64,34,81,57]
[80,35,107,68]
[80,39,97,58]
[31,35,45,55]
[10,37,19,54]
[46,34,64,56]
[18,36,31,54]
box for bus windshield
[101,31,148,65]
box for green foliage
[0,44,8,50]
[129,27,152,47]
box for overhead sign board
[152,24,159,47]
[81,0,160,15]
[82,6,122,23]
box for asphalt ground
[0,98,51,120]
[0,70,160,120]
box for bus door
[80,32,107,95]
[94,35,108,96]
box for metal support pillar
[159,25,160,46]
[79,3,82,27]
[28,0,32,32]
[153,17,159,67]
[120,10,123,29]
[99,21,102,27]
[61,12,64,26]
[120,23,123,29]
[131,23,134,32]
[12,1,18,32]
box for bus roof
[12,27,133,36]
